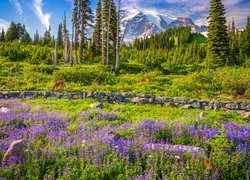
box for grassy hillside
[0,58,249,101]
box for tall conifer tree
[207,0,229,67]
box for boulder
[114,94,124,102]
[90,102,103,109]
[164,102,178,108]
[3,139,27,163]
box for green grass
[1,60,250,102]
[23,99,248,125]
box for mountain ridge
[120,10,208,43]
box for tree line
[0,0,249,70]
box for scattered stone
[3,139,27,163]
[90,102,103,109]
[0,107,11,113]
[114,94,124,102]
[199,112,208,120]
[155,96,166,104]
[131,97,140,104]
[213,101,220,111]
[184,104,193,110]
[242,112,250,119]
[191,101,203,109]
[164,102,178,108]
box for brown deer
[140,77,150,83]
[52,80,66,92]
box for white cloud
[32,0,51,30]
[0,19,11,31]
[9,0,23,16]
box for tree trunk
[54,40,58,66]
[106,1,111,65]
[115,0,121,72]
[101,0,105,65]
[70,25,74,67]
[74,27,78,64]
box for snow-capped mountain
[120,10,208,43]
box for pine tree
[57,23,63,48]
[92,0,102,56]
[79,0,94,62]
[0,28,5,41]
[207,0,229,67]
[5,22,18,41]
[231,18,235,35]
[34,29,40,45]
[44,26,52,46]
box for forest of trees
[0,0,249,70]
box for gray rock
[139,98,150,104]
[82,92,87,99]
[199,112,208,120]
[184,104,193,110]
[174,97,188,104]
[3,139,27,164]
[213,101,220,111]
[124,98,132,103]
[87,92,94,98]
[242,112,250,119]
[41,91,50,98]
[72,93,83,99]
[25,91,34,98]
[114,94,124,102]
[191,101,202,109]
[131,97,140,103]
[155,96,166,104]
[225,103,237,110]
[90,102,103,109]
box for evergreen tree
[34,29,40,45]
[231,18,236,36]
[207,0,229,67]
[57,23,63,48]
[43,26,52,46]
[92,0,102,56]
[0,28,5,41]
[5,22,18,41]
[79,0,94,62]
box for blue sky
[0,0,249,37]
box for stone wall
[0,91,249,112]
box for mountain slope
[120,10,208,43]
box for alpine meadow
[0,0,249,179]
